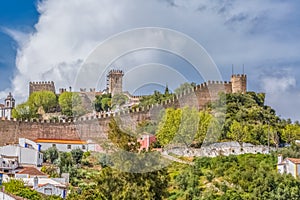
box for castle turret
[107,70,124,96]
[29,81,56,95]
[231,74,247,94]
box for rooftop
[34,138,87,144]
[17,167,48,177]
[287,158,300,164]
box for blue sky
[0,0,300,120]
[0,0,38,89]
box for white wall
[0,145,43,166]
[19,138,40,151]
[36,184,66,198]
[0,192,16,200]
[277,164,285,174]
[39,142,88,152]
[287,160,296,177]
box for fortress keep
[29,81,56,95]
[107,69,124,96]
[231,74,247,94]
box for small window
[44,188,53,195]
[82,145,86,150]
[67,145,71,149]
[52,144,56,147]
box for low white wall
[0,191,16,200]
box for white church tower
[0,92,15,119]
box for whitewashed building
[277,155,300,178]
[0,138,43,167]
[23,177,67,198]
[34,138,100,152]
[0,92,15,119]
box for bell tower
[4,92,15,118]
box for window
[82,145,86,150]
[44,188,53,195]
[67,145,71,149]
[52,144,56,147]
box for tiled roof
[17,167,48,176]
[287,158,300,164]
[34,138,87,144]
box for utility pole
[268,122,270,153]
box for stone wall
[29,81,56,95]
[1,75,247,145]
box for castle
[27,70,246,109]
[0,69,247,146]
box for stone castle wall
[0,75,246,145]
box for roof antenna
[243,64,245,74]
[232,64,234,75]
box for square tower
[231,74,247,94]
[29,81,56,95]
[107,70,124,96]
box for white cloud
[1,0,300,119]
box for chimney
[278,154,283,164]
[33,176,38,189]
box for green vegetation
[66,118,170,200]
[2,179,62,200]
[12,90,87,119]
[139,86,174,107]
[155,92,300,148]
[168,153,300,200]
[12,91,57,119]
[94,93,112,112]
[58,92,86,117]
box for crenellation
[0,71,248,145]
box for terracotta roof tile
[17,167,48,176]
[34,138,87,144]
[287,158,300,164]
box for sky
[0,0,300,120]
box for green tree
[282,124,300,144]
[111,94,128,108]
[12,102,37,119]
[58,92,86,117]
[156,108,182,146]
[101,97,112,111]
[174,82,194,95]
[195,111,213,146]
[108,118,139,151]
[3,179,62,200]
[94,94,111,112]
[28,91,57,113]
[228,120,247,149]
[71,148,84,164]
[43,147,59,163]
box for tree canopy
[58,92,86,117]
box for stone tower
[29,81,56,95]
[108,70,124,96]
[231,74,247,94]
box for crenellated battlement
[29,81,56,95]
[231,74,247,78]
[29,81,55,85]
[0,73,248,146]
